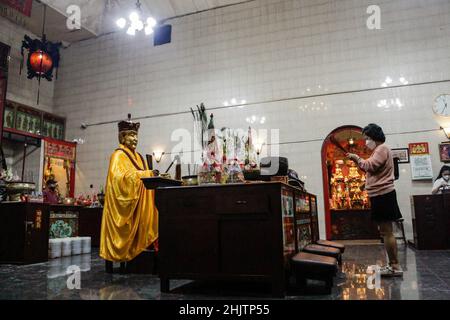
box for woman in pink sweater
[347,124,403,277]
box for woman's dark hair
[362,124,386,143]
[436,165,450,182]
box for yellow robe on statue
[100,144,158,262]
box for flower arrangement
[190,104,259,184]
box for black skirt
[369,190,403,222]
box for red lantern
[29,50,53,75]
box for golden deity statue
[334,164,344,181]
[348,164,361,180]
[100,114,158,263]
[330,160,369,210]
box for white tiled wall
[53,0,450,240]
[0,16,55,112]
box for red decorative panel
[0,0,33,17]
[44,138,77,161]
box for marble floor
[1,244,450,300]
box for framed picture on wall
[439,143,450,163]
[392,148,410,164]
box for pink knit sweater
[357,144,395,197]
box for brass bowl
[6,182,36,202]
[182,175,198,186]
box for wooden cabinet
[49,205,103,247]
[330,209,379,240]
[310,195,320,243]
[411,194,450,250]
[0,203,103,265]
[78,207,103,247]
[0,203,50,264]
[156,182,318,297]
[293,191,310,251]
[3,100,66,140]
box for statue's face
[121,132,138,151]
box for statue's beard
[125,143,136,151]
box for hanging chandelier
[116,0,157,36]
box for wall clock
[433,94,450,117]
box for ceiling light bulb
[116,18,127,29]
[135,20,144,31]
[231,98,237,104]
[147,17,157,27]
[145,26,154,35]
[130,12,140,22]
[127,27,136,36]
[385,77,393,84]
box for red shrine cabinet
[321,125,379,240]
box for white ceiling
[18,0,247,43]
[137,0,247,19]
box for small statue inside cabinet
[22,115,28,132]
[348,164,361,180]
[34,118,40,134]
[5,110,14,128]
[27,117,33,132]
[42,122,48,136]
[334,164,344,182]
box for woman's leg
[378,221,400,269]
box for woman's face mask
[366,138,377,150]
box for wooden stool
[303,244,342,265]
[316,240,345,254]
[291,252,338,294]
